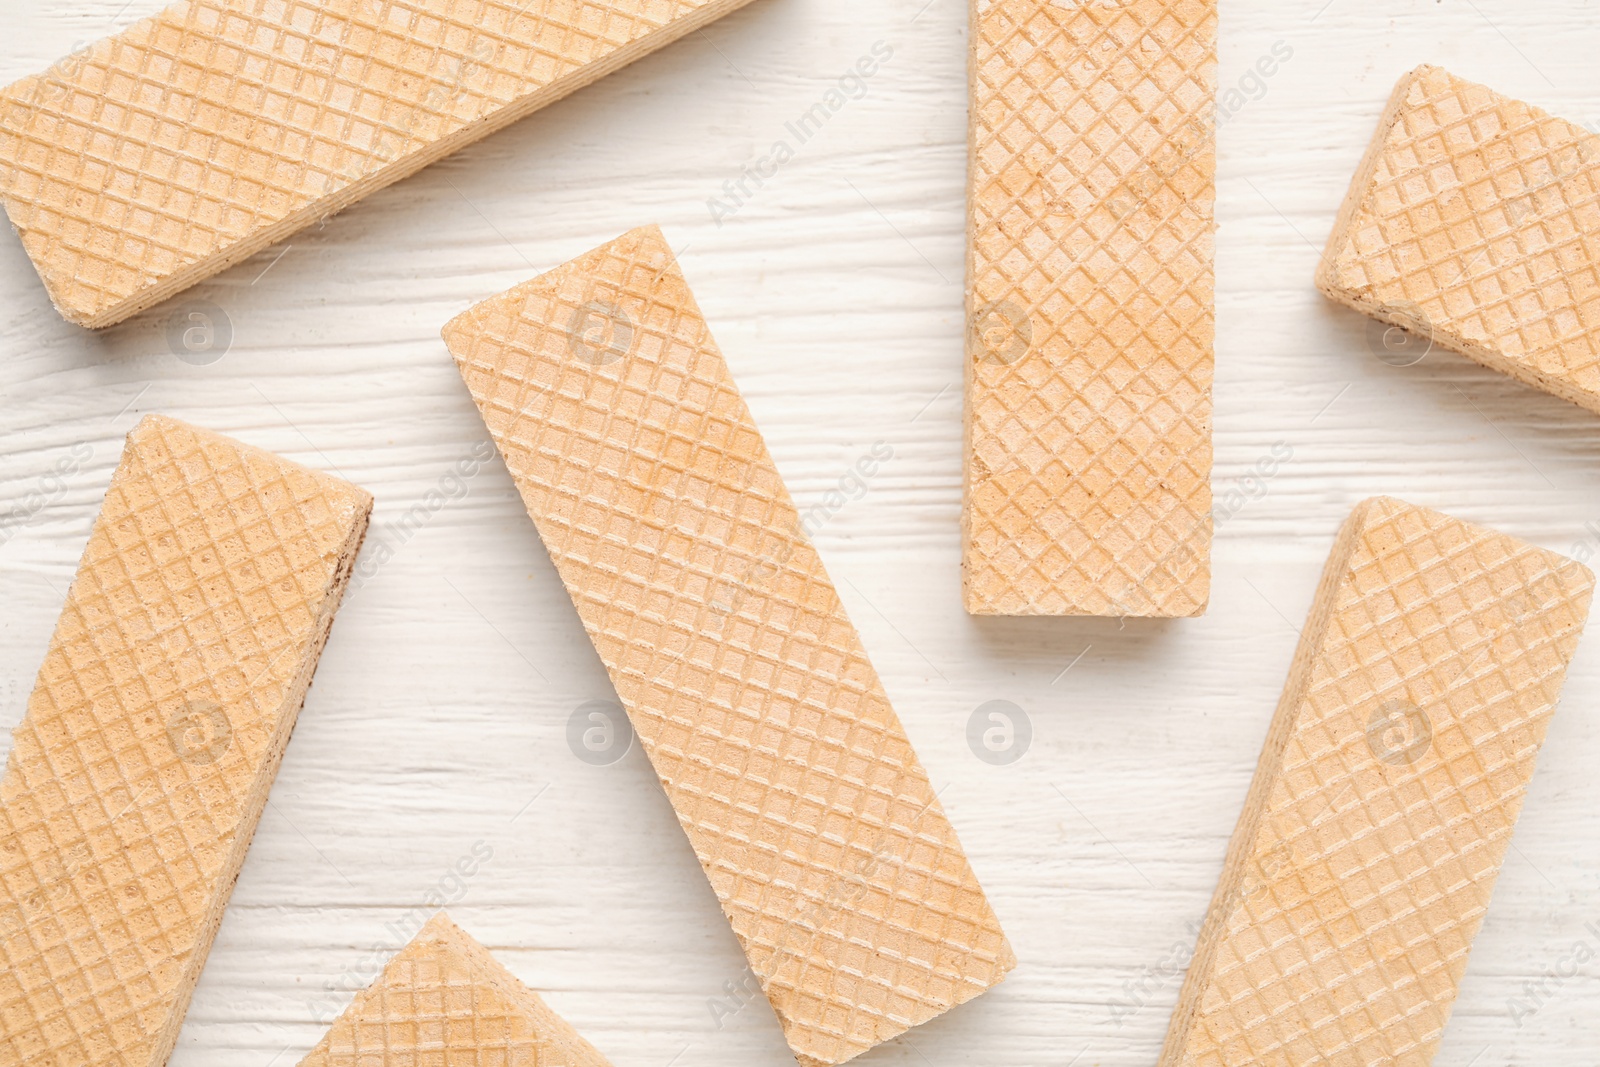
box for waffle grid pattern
[1162,497,1594,1067]
[299,912,611,1066]
[0,0,748,327]
[964,0,1216,616]
[443,226,1014,1067]
[0,415,371,1067]
[1319,65,1600,414]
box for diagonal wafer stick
[0,0,761,328]
[442,225,1015,1067]
[299,912,611,1066]
[964,0,1217,617]
[1319,65,1600,415]
[0,415,372,1067]
[1161,496,1593,1067]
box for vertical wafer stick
[1161,497,1593,1067]
[0,0,761,328]
[442,225,1015,1067]
[0,415,371,1067]
[299,912,611,1066]
[1318,65,1600,414]
[964,0,1217,617]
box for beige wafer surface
[964,0,1216,617]
[442,225,1015,1067]
[299,912,611,1067]
[1319,65,1600,414]
[0,415,371,1067]
[0,0,757,328]
[1161,496,1594,1067]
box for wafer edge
[4,0,758,329]
[127,418,372,1065]
[1314,66,1422,302]
[1316,65,1600,416]
[1156,496,1374,1067]
[1160,496,1595,1064]
[958,0,987,616]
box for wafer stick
[442,225,1015,1067]
[964,0,1217,616]
[0,415,371,1067]
[1161,496,1593,1067]
[300,912,611,1066]
[1319,66,1600,413]
[0,0,759,328]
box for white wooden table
[3,1,1599,1063]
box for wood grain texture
[2,1,1600,1066]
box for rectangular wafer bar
[300,912,611,1066]
[1160,496,1593,1067]
[0,415,371,1067]
[964,0,1217,616]
[0,0,759,328]
[1319,65,1600,414]
[442,225,1015,1067]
